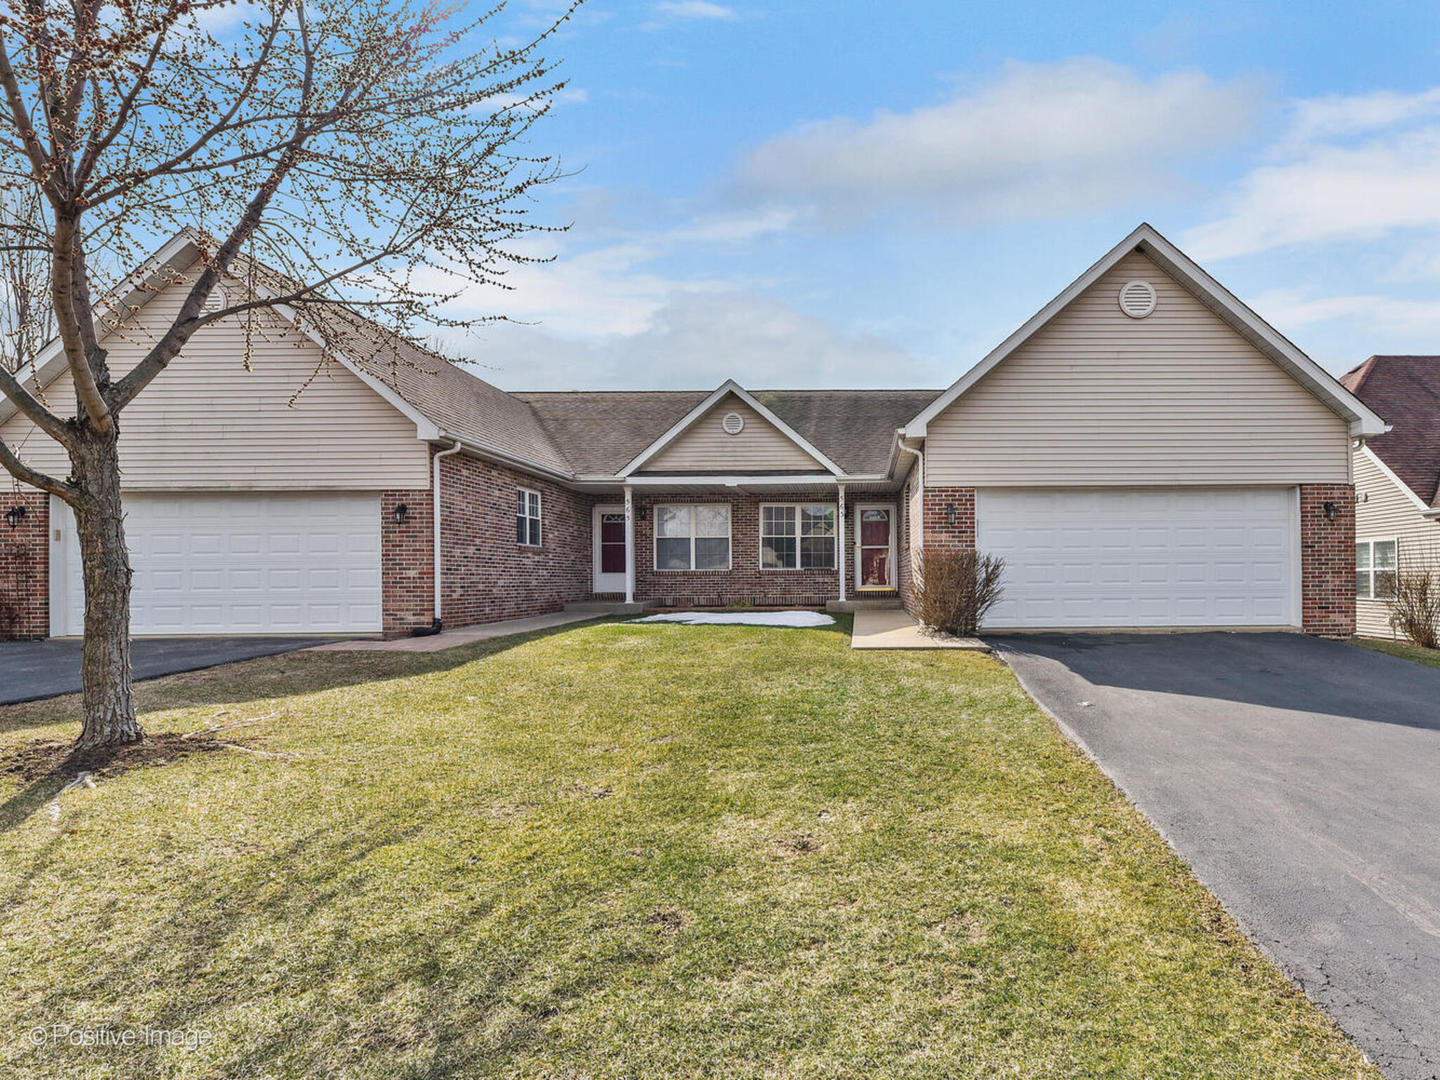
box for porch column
[837,483,846,603]
[623,484,635,605]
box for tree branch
[0,429,72,501]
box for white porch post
[837,483,847,603]
[623,484,636,605]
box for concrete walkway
[308,610,603,653]
[850,608,988,651]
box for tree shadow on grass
[7,808,596,1079]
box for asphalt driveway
[0,637,338,705]
[993,632,1440,1080]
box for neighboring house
[1339,356,1440,639]
[0,224,1386,640]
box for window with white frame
[516,488,542,547]
[760,504,836,570]
[1356,538,1397,600]
[655,504,730,570]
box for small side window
[517,488,542,547]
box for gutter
[427,440,463,633]
[436,431,574,484]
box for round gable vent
[721,411,745,435]
[1118,280,1157,319]
[202,285,226,313]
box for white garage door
[975,488,1298,630]
[50,493,382,636]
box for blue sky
[450,0,1440,390]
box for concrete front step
[565,601,645,615]
[827,598,904,613]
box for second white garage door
[975,488,1299,630]
[50,492,383,636]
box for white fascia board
[622,473,840,487]
[1360,443,1433,513]
[617,378,841,476]
[436,432,574,483]
[904,222,1390,439]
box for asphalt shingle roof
[1342,356,1440,507]
[512,388,941,477]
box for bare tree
[0,0,575,748]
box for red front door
[600,512,626,574]
[858,507,892,587]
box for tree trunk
[70,427,142,750]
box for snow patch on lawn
[636,611,835,628]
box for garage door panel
[977,488,1297,629]
[53,493,382,636]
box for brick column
[922,487,976,550]
[1299,484,1355,636]
[382,489,434,637]
[0,492,49,639]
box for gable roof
[615,380,840,476]
[514,387,938,478]
[1342,356,1440,508]
[905,222,1389,440]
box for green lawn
[0,619,1375,1079]
[1352,634,1440,671]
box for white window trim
[1356,536,1398,601]
[653,503,732,572]
[758,503,838,571]
[517,487,542,548]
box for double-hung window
[655,504,731,570]
[761,504,837,570]
[1356,538,1397,600]
[516,488,542,547]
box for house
[0,224,1386,640]
[1339,356,1440,639]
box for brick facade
[921,486,977,550]
[381,488,435,637]
[438,453,595,628]
[0,491,48,639]
[632,490,855,606]
[1299,483,1357,636]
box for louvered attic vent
[1118,280,1157,319]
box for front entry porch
[581,483,903,611]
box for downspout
[896,438,924,599]
[427,440,463,634]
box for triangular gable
[905,223,1388,439]
[619,379,841,476]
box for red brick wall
[0,492,49,639]
[1300,483,1356,636]
[633,490,855,606]
[922,487,977,550]
[382,488,434,637]
[438,453,595,628]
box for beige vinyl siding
[0,274,430,491]
[1354,449,1440,638]
[926,252,1351,486]
[644,394,826,473]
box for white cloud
[1184,87,1440,260]
[652,1,737,20]
[450,289,939,391]
[1249,288,1440,334]
[735,59,1262,224]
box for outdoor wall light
[393,502,409,526]
[945,502,957,526]
[1323,501,1338,524]
[4,505,26,529]
[638,506,649,522]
